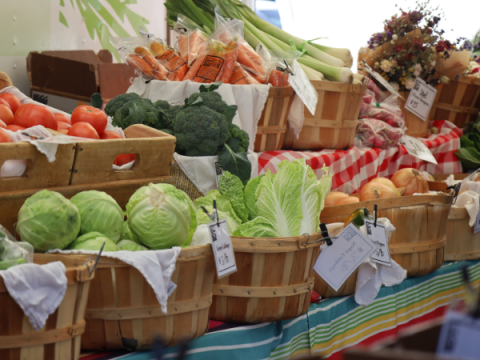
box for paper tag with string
[208,220,237,279]
[288,59,318,116]
[365,220,392,267]
[360,60,403,99]
[399,135,438,164]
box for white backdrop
[276,0,479,70]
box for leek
[353,73,364,81]
[300,64,324,81]
[309,43,353,68]
[298,57,352,83]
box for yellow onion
[391,168,429,196]
[360,182,397,202]
[325,191,348,207]
[335,196,360,206]
[370,177,405,197]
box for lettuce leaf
[233,217,279,237]
[218,172,248,223]
[244,175,263,220]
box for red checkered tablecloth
[258,120,463,194]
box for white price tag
[288,60,318,116]
[360,62,403,99]
[314,223,376,292]
[437,310,480,359]
[214,161,224,187]
[400,135,438,164]
[405,78,437,121]
[365,220,392,267]
[208,220,237,279]
[474,198,480,235]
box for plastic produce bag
[0,225,33,270]
[365,77,387,102]
[355,118,405,149]
[173,15,208,67]
[359,94,405,129]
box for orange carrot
[229,63,249,84]
[126,55,155,76]
[134,46,159,71]
[188,30,207,66]
[268,69,289,87]
[219,40,239,83]
[149,39,188,81]
[237,39,266,82]
[177,34,188,63]
[184,53,207,81]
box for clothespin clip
[320,223,332,246]
[201,206,215,222]
[86,242,105,276]
[213,199,220,227]
[373,204,378,227]
[152,336,165,360]
[21,132,44,140]
[12,222,18,240]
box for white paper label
[360,61,403,99]
[365,220,392,267]
[314,223,376,292]
[208,220,237,279]
[400,135,438,164]
[405,78,437,121]
[214,161,224,187]
[475,198,480,235]
[289,59,318,116]
[437,310,480,359]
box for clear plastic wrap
[359,94,405,129]
[173,15,208,67]
[365,77,387,102]
[0,225,33,270]
[355,118,405,149]
[263,49,302,87]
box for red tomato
[14,104,57,130]
[54,113,71,125]
[0,99,11,109]
[0,94,21,114]
[114,154,136,166]
[6,125,25,132]
[71,106,107,135]
[67,122,100,139]
[0,105,14,126]
[57,121,71,131]
[0,120,6,129]
[0,128,13,143]
[101,130,122,140]
[57,129,69,135]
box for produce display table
[79,259,480,360]
[259,120,463,194]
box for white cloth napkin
[0,261,67,331]
[127,78,271,152]
[355,218,407,306]
[453,190,480,227]
[287,94,305,138]
[174,151,259,196]
[48,247,181,314]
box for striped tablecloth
[80,259,479,360]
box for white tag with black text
[437,310,480,359]
[214,161,224,187]
[208,220,237,279]
[475,198,480,235]
[314,223,376,292]
[400,135,438,164]
[405,78,437,121]
[289,60,318,116]
[365,220,392,267]
[360,62,403,99]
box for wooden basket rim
[310,80,367,94]
[231,232,323,253]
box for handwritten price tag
[365,220,392,267]
[400,135,438,164]
[314,224,376,292]
[405,78,437,121]
[289,60,318,116]
[208,220,237,279]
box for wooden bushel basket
[254,86,294,152]
[445,207,480,261]
[38,245,215,350]
[398,90,434,138]
[0,259,95,360]
[210,233,322,323]
[282,81,366,150]
[430,76,480,128]
[321,195,453,278]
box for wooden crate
[210,233,322,323]
[36,245,215,350]
[398,90,433,138]
[0,259,95,360]
[321,195,452,277]
[254,86,294,152]
[430,76,480,128]
[282,81,366,150]
[70,125,175,185]
[0,177,172,236]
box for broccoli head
[112,98,168,130]
[188,92,227,115]
[154,100,171,111]
[164,105,184,130]
[227,124,249,153]
[105,93,142,117]
[173,105,229,157]
[160,128,175,136]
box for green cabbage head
[121,221,140,244]
[17,190,81,252]
[71,191,124,242]
[68,232,119,252]
[126,183,197,249]
[117,240,148,251]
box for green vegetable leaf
[223,105,238,127]
[461,135,475,148]
[218,144,251,185]
[90,93,103,109]
[184,96,204,108]
[233,216,280,238]
[113,109,123,128]
[244,175,263,220]
[218,171,249,223]
[455,147,480,169]
[199,81,222,93]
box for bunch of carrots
[122,25,287,86]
